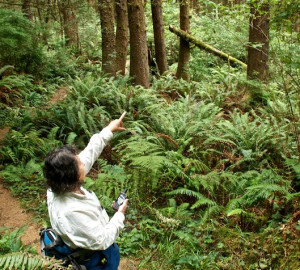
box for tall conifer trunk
[192,0,201,14]
[176,0,190,81]
[115,0,129,75]
[151,0,168,75]
[128,0,150,88]
[88,0,98,11]
[59,0,80,48]
[22,0,33,20]
[99,0,116,76]
[247,0,270,82]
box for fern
[167,188,216,210]
[225,197,243,214]
[0,252,67,270]
[66,132,77,145]
[47,126,60,141]
[284,158,300,179]
[204,110,286,170]
[0,65,14,76]
[167,187,206,199]
[191,197,217,209]
[0,127,61,163]
[226,208,247,217]
[200,205,223,226]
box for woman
[43,112,128,270]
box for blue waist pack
[40,228,108,270]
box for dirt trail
[0,182,137,269]
[0,87,138,269]
[48,86,69,105]
[0,87,70,251]
[0,181,41,251]
[0,127,10,141]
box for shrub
[0,9,43,74]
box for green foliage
[203,110,286,170]
[0,252,68,270]
[0,9,43,73]
[84,161,129,212]
[42,47,79,80]
[0,228,26,254]
[0,2,299,269]
[0,160,47,218]
[0,74,50,107]
[0,126,61,164]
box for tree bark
[45,0,52,23]
[192,0,201,14]
[99,0,116,76]
[176,0,190,81]
[22,0,33,20]
[115,0,129,75]
[151,0,168,74]
[87,0,98,11]
[151,0,168,75]
[169,25,247,68]
[247,0,270,82]
[59,0,80,48]
[128,0,150,88]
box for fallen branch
[169,24,247,69]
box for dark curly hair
[43,145,81,194]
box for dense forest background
[0,0,299,269]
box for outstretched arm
[78,112,126,175]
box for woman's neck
[74,187,85,195]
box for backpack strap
[40,228,107,269]
[40,228,65,255]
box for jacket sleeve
[78,128,113,175]
[60,209,125,250]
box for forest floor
[0,87,138,269]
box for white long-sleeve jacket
[47,128,125,250]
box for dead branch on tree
[169,24,247,69]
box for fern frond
[167,188,208,201]
[0,252,68,270]
[131,155,168,171]
[47,126,59,141]
[155,133,179,149]
[0,65,14,76]
[285,158,300,178]
[66,132,77,145]
[200,205,223,225]
[227,208,247,217]
[191,197,217,209]
[6,148,17,163]
[225,198,242,214]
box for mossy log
[169,24,247,69]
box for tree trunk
[45,0,52,23]
[22,0,33,20]
[169,25,247,68]
[56,0,64,42]
[176,0,190,81]
[128,0,150,88]
[87,0,98,11]
[99,0,116,76]
[151,0,168,75]
[247,0,270,82]
[193,0,201,14]
[115,0,129,75]
[59,0,80,48]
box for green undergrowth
[0,2,299,269]
[1,71,298,269]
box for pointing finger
[119,111,127,121]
